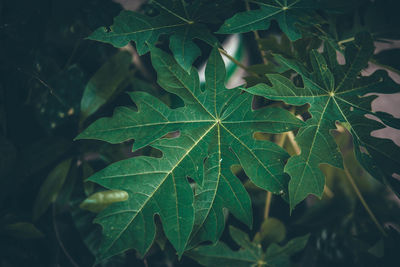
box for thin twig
[52,204,80,267]
[338,37,355,46]
[17,68,66,106]
[343,166,387,236]
[218,48,249,71]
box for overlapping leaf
[245,32,400,209]
[187,226,309,267]
[76,46,303,260]
[88,0,225,72]
[217,0,317,41]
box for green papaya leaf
[217,0,317,41]
[187,226,309,267]
[33,158,73,220]
[80,51,132,123]
[88,0,219,72]
[76,46,303,261]
[245,32,400,210]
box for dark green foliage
[1,0,400,266]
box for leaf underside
[245,32,400,209]
[76,46,303,261]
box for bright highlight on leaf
[245,32,400,210]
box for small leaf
[33,158,72,220]
[80,190,129,213]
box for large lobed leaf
[88,0,225,72]
[76,46,303,261]
[245,32,400,210]
[218,0,317,41]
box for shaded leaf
[187,226,309,267]
[372,48,400,72]
[253,217,286,246]
[2,222,44,239]
[265,234,310,267]
[33,158,73,220]
[80,51,132,122]
[245,32,400,209]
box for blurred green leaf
[2,222,44,239]
[253,217,286,246]
[217,0,317,41]
[80,51,132,123]
[33,158,73,220]
[187,226,309,267]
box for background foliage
[1,0,400,266]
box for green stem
[338,37,355,46]
[264,191,272,219]
[344,166,387,236]
[218,48,249,71]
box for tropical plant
[1,0,400,266]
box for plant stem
[52,204,79,267]
[245,0,268,64]
[338,37,355,46]
[218,48,249,71]
[264,191,272,219]
[343,166,387,236]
